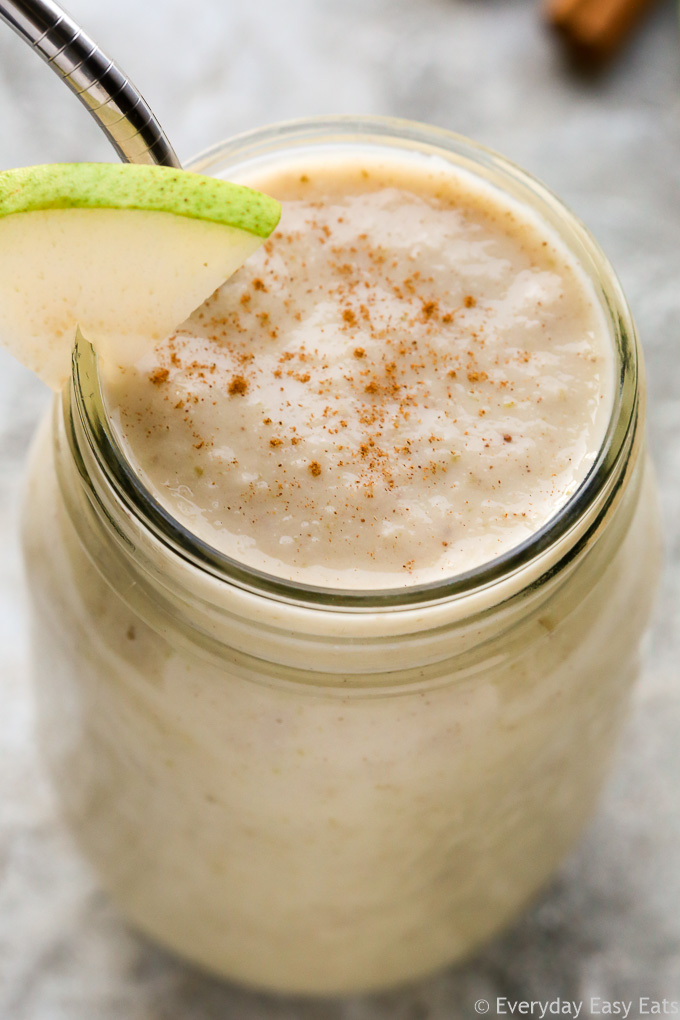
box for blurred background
[1,1,679,1017]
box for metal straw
[0,0,181,167]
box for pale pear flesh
[0,208,264,389]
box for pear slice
[0,163,281,389]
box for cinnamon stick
[545,0,661,62]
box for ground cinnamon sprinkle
[149,367,169,386]
[308,461,322,477]
[228,375,248,396]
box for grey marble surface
[1,1,679,1017]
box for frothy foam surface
[104,154,614,589]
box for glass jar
[22,117,661,995]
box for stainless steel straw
[0,0,181,167]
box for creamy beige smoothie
[104,154,613,588]
[20,120,661,995]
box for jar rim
[70,114,640,613]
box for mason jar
[21,117,661,995]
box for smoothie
[20,120,660,994]
[104,154,614,588]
